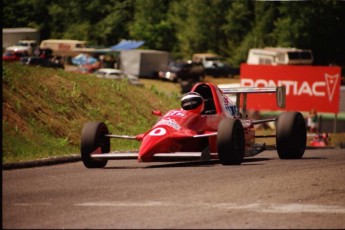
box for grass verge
[2,62,180,163]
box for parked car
[77,62,101,74]
[20,56,64,69]
[192,53,238,77]
[73,54,101,74]
[2,50,29,62]
[204,61,237,77]
[35,48,54,59]
[94,68,123,79]
[158,61,205,82]
[94,68,144,86]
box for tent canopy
[111,40,144,51]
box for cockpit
[192,83,217,115]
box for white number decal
[167,111,186,117]
[149,127,167,136]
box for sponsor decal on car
[149,127,167,136]
[222,96,238,116]
[156,118,181,130]
[166,110,186,117]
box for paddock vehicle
[158,60,205,82]
[192,53,237,77]
[80,82,307,168]
[2,50,28,62]
[247,47,313,65]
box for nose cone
[138,127,171,162]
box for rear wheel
[276,112,306,159]
[217,118,245,165]
[81,121,110,168]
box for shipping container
[3,28,39,49]
[120,50,169,77]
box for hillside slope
[2,63,180,163]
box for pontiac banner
[240,64,341,113]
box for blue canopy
[110,40,145,51]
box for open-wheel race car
[80,82,307,168]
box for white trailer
[3,28,39,49]
[120,50,169,77]
[247,47,313,65]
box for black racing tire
[81,121,110,168]
[276,112,306,159]
[217,118,245,165]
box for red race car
[81,82,307,168]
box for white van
[40,39,95,56]
[247,47,313,65]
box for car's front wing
[90,151,219,161]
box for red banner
[240,64,341,113]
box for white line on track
[74,201,345,214]
[13,202,52,206]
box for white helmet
[181,92,204,114]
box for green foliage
[129,0,173,50]
[3,0,345,65]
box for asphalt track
[3,149,345,229]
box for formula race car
[80,82,307,168]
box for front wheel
[217,118,245,165]
[81,121,110,168]
[276,112,306,159]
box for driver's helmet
[181,92,204,114]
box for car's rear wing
[219,86,286,118]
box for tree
[272,0,345,65]
[222,1,254,66]
[93,0,135,46]
[272,1,313,47]
[223,1,278,67]
[3,0,344,66]
[3,0,35,27]
[168,0,231,59]
[129,0,174,51]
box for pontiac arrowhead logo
[325,73,339,102]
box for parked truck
[5,40,38,55]
[192,53,237,77]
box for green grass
[2,62,180,163]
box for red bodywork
[78,62,101,74]
[134,83,255,162]
[309,133,329,147]
[84,82,291,167]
